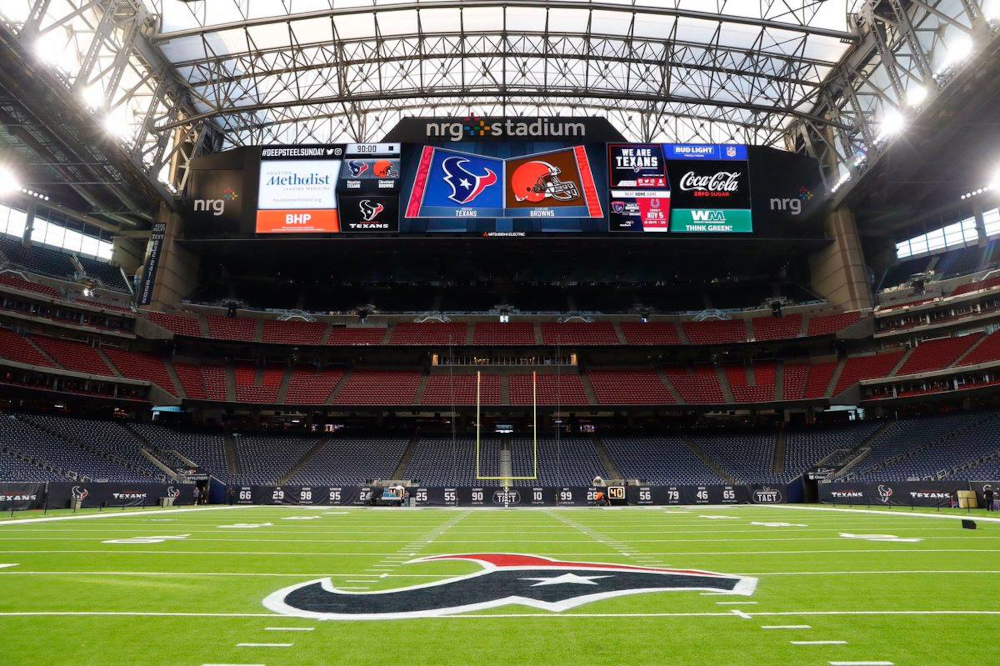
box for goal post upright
[475,369,538,483]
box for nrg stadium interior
[1,1,1000,664]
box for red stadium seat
[388,323,468,346]
[421,373,501,406]
[682,320,746,345]
[620,322,682,346]
[473,323,536,346]
[540,322,619,346]
[588,369,674,405]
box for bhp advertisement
[256,158,341,233]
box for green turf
[1,504,998,665]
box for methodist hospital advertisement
[256,146,344,233]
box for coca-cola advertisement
[667,161,751,209]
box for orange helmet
[373,159,398,178]
[510,160,579,203]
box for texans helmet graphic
[347,160,369,177]
[264,553,756,620]
[71,485,89,501]
[359,199,385,222]
[442,156,498,205]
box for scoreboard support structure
[476,370,537,489]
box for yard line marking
[829,662,893,665]
[766,505,1000,524]
[716,601,757,605]
[265,627,314,632]
[0,505,251,526]
[202,663,265,665]
[792,641,847,645]
[2,610,998,619]
[5,548,997,557]
[0,564,17,569]
[237,643,292,648]
[761,625,811,630]
[730,609,752,620]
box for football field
[1,504,999,665]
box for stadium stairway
[139,448,180,481]
[279,438,329,485]
[824,357,848,397]
[18,415,161,482]
[164,361,187,399]
[772,426,786,474]
[716,366,736,403]
[223,434,240,478]
[225,364,236,402]
[774,363,785,401]
[276,368,293,404]
[953,334,991,365]
[830,423,891,480]
[888,348,914,377]
[324,371,351,405]
[655,368,685,403]
[95,348,123,378]
[413,375,430,405]
[391,433,421,479]
[591,435,621,479]
[682,434,735,484]
[580,374,599,405]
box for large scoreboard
[183,118,824,240]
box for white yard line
[236,643,292,648]
[829,662,893,665]
[766,505,1000,524]
[792,641,847,645]
[730,609,753,619]
[2,548,996,556]
[761,625,811,630]
[0,505,250,526]
[0,610,996,619]
[265,627,313,632]
[0,563,17,569]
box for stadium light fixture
[82,84,105,110]
[0,165,21,196]
[877,108,906,142]
[937,34,974,74]
[984,0,1000,22]
[906,85,929,108]
[103,107,132,140]
[35,30,78,71]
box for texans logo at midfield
[441,156,498,205]
[264,553,756,620]
[359,199,384,222]
[347,160,369,177]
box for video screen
[608,144,752,234]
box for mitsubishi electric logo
[426,115,586,142]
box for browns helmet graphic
[373,159,399,179]
[264,553,756,620]
[510,160,579,202]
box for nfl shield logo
[725,146,737,158]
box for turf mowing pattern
[1,504,998,664]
